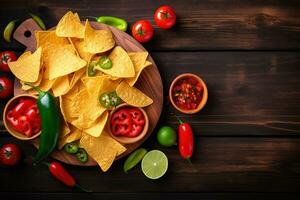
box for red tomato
[0,51,17,72]
[131,20,154,43]
[0,76,13,99]
[154,5,176,29]
[0,144,22,166]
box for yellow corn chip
[52,76,70,97]
[83,20,115,54]
[45,45,87,80]
[126,58,152,86]
[73,39,94,62]
[8,47,42,82]
[84,111,108,137]
[80,131,126,172]
[35,30,69,49]
[116,81,153,107]
[56,11,85,38]
[95,46,135,78]
[58,126,82,149]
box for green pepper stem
[85,16,98,21]
[75,183,92,192]
[24,82,43,94]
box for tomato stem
[0,83,4,91]
[40,161,50,167]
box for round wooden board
[13,19,163,166]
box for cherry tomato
[131,20,154,43]
[0,51,17,72]
[154,5,176,29]
[0,144,22,166]
[0,76,13,99]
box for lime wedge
[141,150,168,180]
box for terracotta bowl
[107,104,149,144]
[169,73,208,114]
[3,94,41,140]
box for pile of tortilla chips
[8,11,154,172]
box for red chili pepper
[43,161,90,192]
[177,117,194,161]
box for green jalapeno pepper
[98,56,112,69]
[64,142,79,154]
[26,83,61,164]
[123,148,147,173]
[87,60,97,76]
[99,91,121,108]
[95,16,127,32]
[76,148,88,163]
[30,13,46,30]
[3,19,18,42]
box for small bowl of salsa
[108,103,149,144]
[3,94,41,140]
[169,73,208,114]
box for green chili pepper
[76,148,88,163]
[123,148,147,173]
[109,91,121,107]
[98,56,112,69]
[95,16,127,32]
[99,92,111,108]
[3,19,18,42]
[87,60,97,76]
[30,13,46,30]
[64,142,79,154]
[99,91,121,108]
[25,83,61,164]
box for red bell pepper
[6,98,41,137]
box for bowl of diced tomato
[169,73,208,114]
[3,94,41,140]
[108,103,149,144]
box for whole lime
[157,126,177,147]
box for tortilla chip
[56,11,85,38]
[70,67,86,88]
[95,46,135,78]
[52,76,70,97]
[58,126,82,149]
[8,47,42,82]
[116,81,153,107]
[79,131,126,172]
[83,20,115,54]
[126,60,152,86]
[21,67,44,90]
[35,30,69,49]
[73,39,94,62]
[45,45,87,80]
[84,111,108,137]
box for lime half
[141,150,168,179]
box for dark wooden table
[1,0,300,199]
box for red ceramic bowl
[169,73,208,114]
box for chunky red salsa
[110,107,145,138]
[172,77,203,110]
[6,98,41,137]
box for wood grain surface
[0,0,300,199]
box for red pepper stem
[40,161,51,167]
[186,157,192,164]
[175,115,184,124]
[75,183,92,193]
[24,82,43,94]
